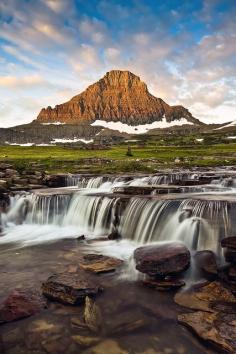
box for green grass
[0,141,236,173]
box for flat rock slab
[178,311,236,354]
[42,273,101,305]
[134,242,190,277]
[79,254,123,274]
[0,289,47,324]
[174,281,236,312]
[142,278,185,291]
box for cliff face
[37,70,201,125]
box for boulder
[134,242,190,277]
[42,272,101,305]
[79,254,123,274]
[0,289,47,324]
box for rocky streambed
[1,169,236,353]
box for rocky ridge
[37,70,202,126]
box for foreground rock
[174,281,236,312]
[79,254,123,274]
[178,311,236,354]
[42,272,101,305]
[176,281,236,354]
[134,242,190,277]
[0,289,47,324]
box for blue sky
[0,0,236,127]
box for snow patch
[196,138,204,142]
[91,117,193,134]
[51,138,94,144]
[41,122,66,125]
[227,136,236,139]
[5,142,34,146]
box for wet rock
[134,242,190,277]
[0,289,47,324]
[221,236,236,249]
[42,335,77,354]
[194,250,218,278]
[84,296,102,333]
[228,266,236,280]
[174,281,236,312]
[71,316,88,330]
[178,311,236,354]
[81,339,128,354]
[107,230,121,240]
[42,273,101,305]
[77,235,86,242]
[79,254,123,274]
[224,248,236,264]
[112,186,155,195]
[43,174,66,188]
[142,278,185,291]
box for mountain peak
[37,70,202,126]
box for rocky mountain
[36,70,202,126]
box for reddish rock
[36,70,201,126]
[134,242,190,277]
[42,272,101,305]
[0,289,47,324]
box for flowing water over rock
[2,169,236,353]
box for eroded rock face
[0,289,47,324]
[42,273,101,305]
[37,70,201,126]
[134,242,190,277]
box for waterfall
[119,197,234,254]
[63,194,120,235]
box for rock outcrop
[36,70,201,126]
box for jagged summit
[36,70,202,126]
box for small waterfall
[27,194,71,225]
[63,194,120,235]
[119,196,234,255]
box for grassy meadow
[1,136,236,173]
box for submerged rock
[134,242,190,277]
[42,273,101,305]
[0,289,47,324]
[178,311,236,354]
[80,339,129,354]
[84,296,102,333]
[194,250,218,278]
[79,254,123,274]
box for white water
[1,172,236,264]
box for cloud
[0,74,45,88]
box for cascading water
[1,171,236,256]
